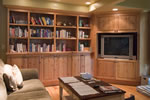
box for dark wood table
[59,76,125,100]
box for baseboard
[42,80,59,86]
[95,76,140,86]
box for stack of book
[10,43,27,53]
[9,27,28,37]
[10,16,27,24]
[79,30,89,39]
[99,86,121,93]
[56,43,66,52]
[56,30,75,38]
[30,29,53,38]
[30,43,54,52]
[30,16,53,25]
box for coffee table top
[59,76,126,100]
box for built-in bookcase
[7,9,91,54]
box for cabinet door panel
[98,15,117,32]
[97,60,115,79]
[118,15,138,32]
[54,55,70,79]
[85,55,92,74]
[41,56,55,81]
[27,56,41,79]
[80,55,85,73]
[116,61,137,80]
[7,56,28,69]
[72,55,80,76]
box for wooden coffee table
[59,76,125,100]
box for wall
[139,12,150,75]
[0,0,7,62]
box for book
[99,86,121,93]
[42,17,47,25]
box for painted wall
[0,0,7,62]
[139,12,150,75]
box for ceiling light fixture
[85,2,91,5]
[112,8,118,11]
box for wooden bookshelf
[7,9,91,54]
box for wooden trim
[95,76,140,86]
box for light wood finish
[7,8,91,54]
[97,60,116,79]
[7,55,28,69]
[98,14,118,32]
[46,84,150,100]
[116,61,138,81]
[96,59,140,85]
[97,13,139,32]
[7,52,92,86]
[118,14,138,32]
[72,53,92,76]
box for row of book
[56,43,73,52]
[56,30,75,38]
[79,19,89,27]
[30,29,53,38]
[30,43,54,52]
[30,17,53,25]
[10,16,28,24]
[10,43,27,53]
[79,30,89,38]
[9,27,28,37]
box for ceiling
[3,0,150,12]
[43,0,99,5]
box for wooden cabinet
[97,60,116,79]
[116,61,138,81]
[98,13,139,32]
[41,55,55,83]
[7,52,92,86]
[98,15,118,32]
[96,59,139,85]
[7,55,28,69]
[118,14,138,32]
[72,53,92,76]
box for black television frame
[100,34,135,59]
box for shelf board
[79,38,91,40]
[9,23,28,26]
[79,27,91,29]
[30,24,54,27]
[9,37,28,39]
[56,26,77,28]
[56,38,77,40]
[30,37,54,39]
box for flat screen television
[98,33,137,59]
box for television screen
[97,33,137,59]
[104,37,129,56]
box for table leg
[59,85,63,100]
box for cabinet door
[72,55,81,76]
[27,56,41,79]
[98,15,118,32]
[97,60,116,79]
[116,61,137,81]
[54,55,72,79]
[41,56,55,82]
[7,56,28,69]
[84,54,92,74]
[118,14,138,32]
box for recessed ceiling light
[112,8,118,11]
[85,2,91,5]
